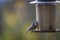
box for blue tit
[27,21,38,32]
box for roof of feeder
[30,1,60,4]
[38,0,56,2]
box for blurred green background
[0,0,60,40]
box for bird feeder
[27,0,60,32]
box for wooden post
[36,4,56,31]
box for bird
[27,21,38,32]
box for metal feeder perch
[27,0,60,32]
